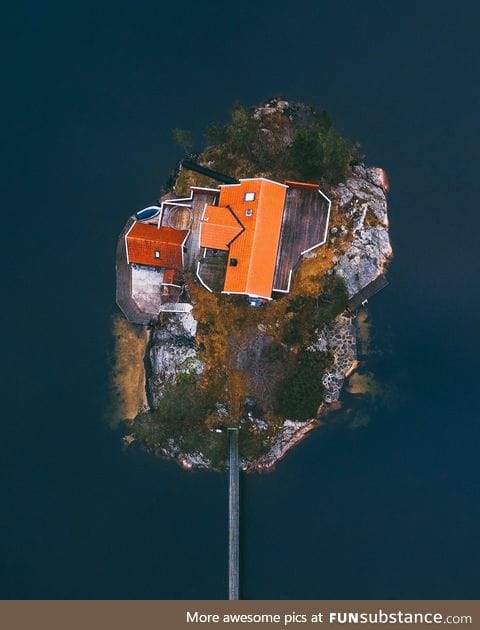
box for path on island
[228,428,240,600]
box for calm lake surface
[2,2,479,598]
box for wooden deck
[115,218,153,325]
[159,189,218,271]
[161,205,193,231]
[115,189,218,323]
[228,428,240,601]
[197,250,228,292]
[273,187,330,293]
[348,274,389,310]
[184,190,218,270]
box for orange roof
[215,179,287,299]
[200,204,244,251]
[162,269,177,284]
[126,222,188,269]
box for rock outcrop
[146,313,201,408]
[245,419,319,472]
[331,165,392,297]
[313,314,358,404]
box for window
[244,192,255,201]
[154,250,161,259]
[245,209,253,217]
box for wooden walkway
[197,250,228,292]
[273,187,329,292]
[348,274,389,310]
[184,190,218,271]
[158,302,193,313]
[228,428,240,601]
[115,218,153,325]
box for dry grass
[189,281,253,421]
[174,145,258,197]
[189,276,295,421]
[174,169,216,197]
[363,209,382,228]
[111,314,149,422]
[287,199,355,296]
[187,238,341,423]
[292,247,337,297]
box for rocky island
[112,98,392,471]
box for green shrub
[172,128,193,152]
[275,350,332,421]
[291,126,352,184]
[315,275,349,325]
[132,374,225,465]
[260,341,287,363]
[238,426,267,461]
[202,101,355,186]
[282,276,349,346]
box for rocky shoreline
[133,163,392,471]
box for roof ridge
[225,204,245,247]
[246,180,285,296]
[244,181,265,294]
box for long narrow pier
[228,428,240,600]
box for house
[199,179,288,300]
[196,178,331,301]
[117,171,331,323]
[125,222,189,270]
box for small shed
[125,222,189,270]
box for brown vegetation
[188,253,348,427]
[110,315,149,422]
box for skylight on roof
[244,192,255,202]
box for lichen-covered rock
[252,97,291,118]
[245,419,319,471]
[147,316,203,407]
[178,452,211,470]
[156,439,211,470]
[365,166,389,193]
[310,313,358,403]
[331,167,392,297]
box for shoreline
[114,157,392,471]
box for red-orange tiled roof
[126,222,188,269]
[162,269,176,284]
[217,179,287,299]
[200,204,244,251]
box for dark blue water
[2,2,479,598]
